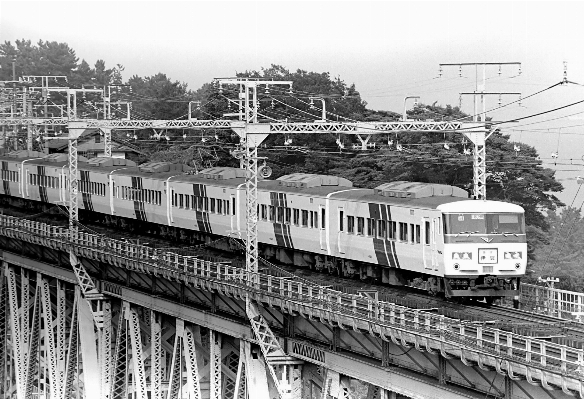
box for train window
[232,198,236,215]
[415,225,421,244]
[268,205,274,221]
[179,194,184,208]
[293,209,300,225]
[218,199,223,214]
[210,198,215,212]
[357,217,364,235]
[204,198,209,211]
[367,218,376,237]
[313,211,318,228]
[347,216,355,233]
[377,220,386,239]
[399,222,408,241]
[261,204,267,220]
[285,208,291,224]
[339,210,344,231]
[321,209,325,229]
[309,211,314,228]
[425,221,430,245]
[410,224,415,243]
[301,210,309,227]
[224,200,230,215]
[157,192,162,205]
[276,207,283,223]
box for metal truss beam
[0,265,6,399]
[23,286,40,399]
[150,310,163,399]
[184,325,203,399]
[0,117,68,126]
[166,318,184,399]
[39,275,58,399]
[126,302,147,399]
[210,329,222,399]
[63,293,79,399]
[6,265,24,399]
[110,304,128,399]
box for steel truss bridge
[1,214,584,399]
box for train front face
[438,200,526,299]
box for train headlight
[515,263,521,269]
[453,263,460,270]
[504,251,522,260]
[452,252,472,260]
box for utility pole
[439,62,521,121]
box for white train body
[0,152,526,299]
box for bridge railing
[2,214,584,387]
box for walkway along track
[2,214,584,397]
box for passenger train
[0,150,527,301]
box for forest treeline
[1,39,579,289]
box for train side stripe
[193,183,212,233]
[2,161,10,196]
[387,204,401,268]
[369,203,390,267]
[378,204,394,267]
[279,193,294,248]
[37,165,48,203]
[131,176,146,221]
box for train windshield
[444,213,525,235]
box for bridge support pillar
[505,375,513,398]
[77,287,100,399]
[242,340,271,399]
[438,354,447,385]
[0,263,7,399]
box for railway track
[5,203,584,348]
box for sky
[2,0,584,206]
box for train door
[422,217,439,270]
[319,205,326,250]
[338,207,346,254]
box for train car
[0,153,526,301]
[168,166,242,236]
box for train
[0,150,527,302]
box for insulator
[165,135,170,141]
[444,143,450,150]
[438,66,443,78]
[396,144,403,152]
[514,145,520,152]
[183,133,187,140]
[258,164,272,179]
[387,139,393,147]
[459,65,462,77]
[498,65,502,75]
[551,152,558,159]
[271,100,274,109]
[201,137,207,143]
[214,134,219,141]
[133,134,137,140]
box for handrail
[1,214,584,388]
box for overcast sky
[2,1,584,205]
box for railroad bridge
[1,214,584,399]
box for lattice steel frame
[127,303,147,399]
[6,265,24,399]
[150,310,163,399]
[210,330,222,399]
[0,264,7,398]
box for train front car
[438,200,526,303]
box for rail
[1,214,583,395]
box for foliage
[531,206,584,290]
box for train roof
[438,200,524,213]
